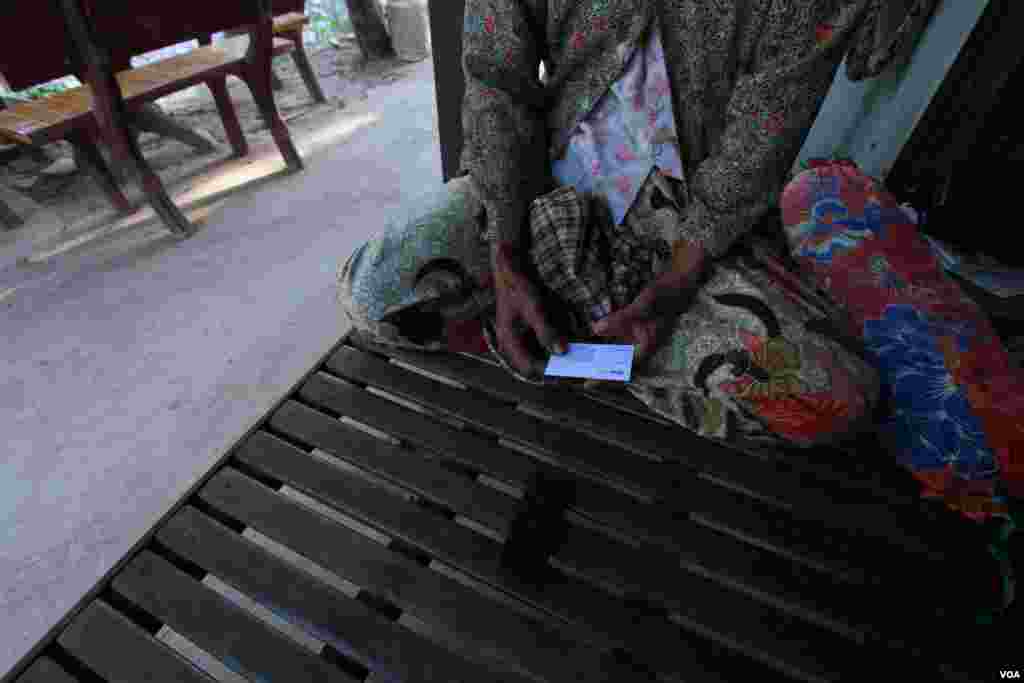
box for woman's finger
[500,323,542,377]
[521,290,567,355]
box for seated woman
[338,0,937,450]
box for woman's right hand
[491,242,568,377]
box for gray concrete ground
[0,58,440,676]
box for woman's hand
[492,242,569,377]
[592,239,706,365]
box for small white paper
[544,343,634,382]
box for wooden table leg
[69,130,133,213]
[284,30,327,104]
[128,102,219,154]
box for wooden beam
[427,0,466,182]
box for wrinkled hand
[592,240,707,366]
[492,243,568,377]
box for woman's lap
[337,174,880,448]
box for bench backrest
[0,3,78,91]
[80,0,271,66]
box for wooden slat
[323,347,904,580]
[111,550,358,683]
[349,342,923,518]
[322,351,883,616]
[318,344,975,678]
[158,504,526,683]
[13,658,77,683]
[297,371,536,486]
[118,46,237,101]
[267,404,519,536]
[353,340,932,512]
[273,11,309,33]
[231,434,860,683]
[293,362,878,595]
[206,460,747,683]
[0,90,91,144]
[58,600,214,683]
[325,347,668,495]
[270,400,871,637]
[199,467,662,683]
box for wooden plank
[297,371,536,487]
[158,504,527,683]
[273,11,310,33]
[325,347,668,495]
[58,600,215,683]
[118,47,237,102]
[229,438,857,683]
[111,551,358,683]
[267,404,519,536]
[352,338,679,435]
[12,658,77,683]
[199,467,662,683]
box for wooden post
[284,28,328,103]
[344,0,394,61]
[242,0,303,170]
[427,0,466,182]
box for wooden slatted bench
[3,331,1016,683]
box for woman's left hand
[591,240,707,366]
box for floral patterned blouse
[551,20,685,225]
[459,0,938,257]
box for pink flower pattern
[552,22,685,225]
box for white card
[544,343,634,382]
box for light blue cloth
[551,21,685,225]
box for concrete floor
[0,58,441,675]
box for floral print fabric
[551,20,685,226]
[782,160,1024,522]
[338,169,881,450]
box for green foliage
[305,0,354,45]
[0,79,76,103]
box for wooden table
[3,332,1016,683]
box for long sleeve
[673,0,937,259]
[846,0,939,81]
[458,0,550,246]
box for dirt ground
[0,36,422,237]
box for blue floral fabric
[865,305,997,479]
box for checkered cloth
[528,172,676,334]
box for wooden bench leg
[205,77,249,158]
[68,131,133,214]
[243,68,303,171]
[0,196,23,230]
[284,29,327,104]
[129,102,219,155]
[104,127,195,236]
